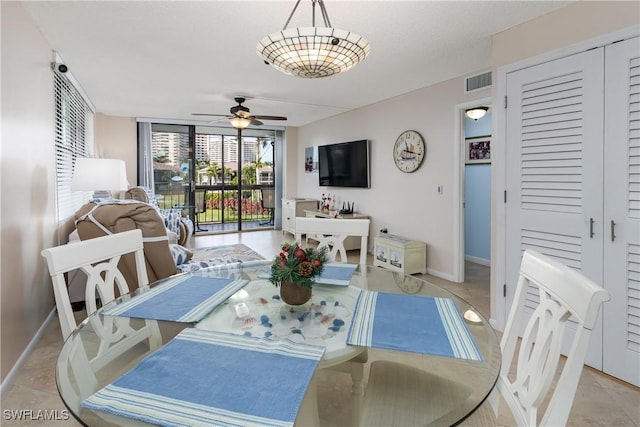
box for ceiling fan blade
[192,113,230,117]
[251,115,287,121]
[207,117,229,125]
[250,118,263,126]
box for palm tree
[206,162,221,184]
[242,164,256,185]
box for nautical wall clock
[393,130,425,173]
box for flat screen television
[318,139,370,188]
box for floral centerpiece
[269,242,328,305]
[270,242,328,287]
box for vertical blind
[54,70,93,222]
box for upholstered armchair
[73,200,179,289]
[126,186,194,247]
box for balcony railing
[154,183,272,226]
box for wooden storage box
[373,233,427,274]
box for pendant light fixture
[256,0,370,78]
[465,106,489,121]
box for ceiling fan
[193,97,287,128]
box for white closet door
[603,36,640,387]
[505,48,605,368]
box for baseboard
[0,308,56,399]
[426,267,455,282]
[465,255,490,267]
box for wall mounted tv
[318,139,370,188]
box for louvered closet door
[603,37,640,387]
[505,48,605,369]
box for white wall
[294,78,490,279]
[95,114,138,186]
[0,2,59,382]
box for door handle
[611,220,616,242]
[590,218,595,238]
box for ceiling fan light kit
[193,97,287,129]
[228,116,252,129]
[257,0,370,78]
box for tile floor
[2,230,638,426]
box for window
[54,70,94,221]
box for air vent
[465,71,492,93]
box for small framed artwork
[304,146,318,172]
[375,245,388,263]
[465,137,491,164]
[390,249,403,268]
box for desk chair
[259,186,275,226]
[294,217,370,265]
[194,188,207,232]
[359,249,610,426]
[41,229,150,341]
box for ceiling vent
[465,71,492,93]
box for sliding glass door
[150,124,277,234]
[149,124,192,211]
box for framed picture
[304,146,318,172]
[465,137,491,164]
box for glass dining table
[56,261,500,427]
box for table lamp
[71,158,128,200]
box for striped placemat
[347,290,483,360]
[82,328,325,427]
[104,275,248,323]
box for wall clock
[393,130,425,173]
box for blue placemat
[347,290,483,360]
[314,263,358,286]
[104,275,248,323]
[82,329,325,427]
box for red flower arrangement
[269,242,328,288]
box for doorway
[463,108,492,268]
[454,98,492,284]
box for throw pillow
[169,244,193,266]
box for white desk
[303,209,370,250]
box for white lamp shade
[71,158,129,192]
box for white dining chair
[359,249,611,426]
[43,229,163,401]
[489,249,611,426]
[41,228,150,341]
[294,217,371,265]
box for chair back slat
[41,229,149,340]
[496,249,610,426]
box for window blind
[54,70,93,222]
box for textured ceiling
[22,1,572,127]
